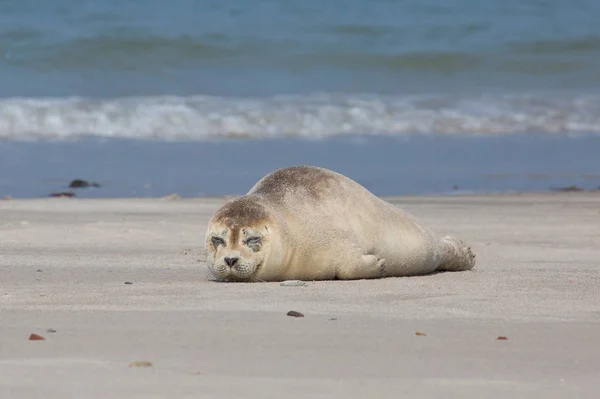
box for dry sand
[1,193,599,398]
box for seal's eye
[245,237,262,245]
[211,236,225,247]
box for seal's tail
[436,236,476,272]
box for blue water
[2,135,599,199]
[1,0,600,197]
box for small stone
[496,336,508,340]
[129,361,153,368]
[124,282,133,285]
[551,185,584,192]
[29,333,45,341]
[286,311,304,318]
[69,179,101,189]
[36,269,43,272]
[50,192,76,198]
[415,331,427,336]
[329,317,337,321]
[280,280,306,287]
[46,328,57,333]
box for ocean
[1,0,600,198]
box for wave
[2,33,484,73]
[287,52,483,73]
[1,93,600,141]
[3,34,252,71]
[509,37,600,55]
[4,29,600,76]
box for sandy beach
[1,193,599,398]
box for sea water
[1,0,599,197]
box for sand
[1,193,599,398]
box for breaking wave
[1,93,600,141]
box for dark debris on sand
[49,192,76,198]
[550,185,585,192]
[69,179,101,189]
[287,311,304,318]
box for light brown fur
[204,166,475,282]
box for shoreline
[2,134,600,199]
[3,188,600,202]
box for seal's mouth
[220,262,263,283]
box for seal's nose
[224,257,239,267]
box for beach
[1,193,599,398]
[2,0,600,396]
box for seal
[204,166,476,282]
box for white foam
[1,93,599,141]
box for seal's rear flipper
[436,236,476,272]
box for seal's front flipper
[336,254,386,280]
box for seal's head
[205,196,274,282]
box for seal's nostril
[224,257,239,267]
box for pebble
[129,361,153,368]
[280,280,306,287]
[496,336,508,340]
[124,282,133,285]
[415,331,427,336]
[49,192,76,198]
[162,193,181,200]
[69,179,101,189]
[28,333,45,341]
[287,311,304,318]
[46,328,57,333]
